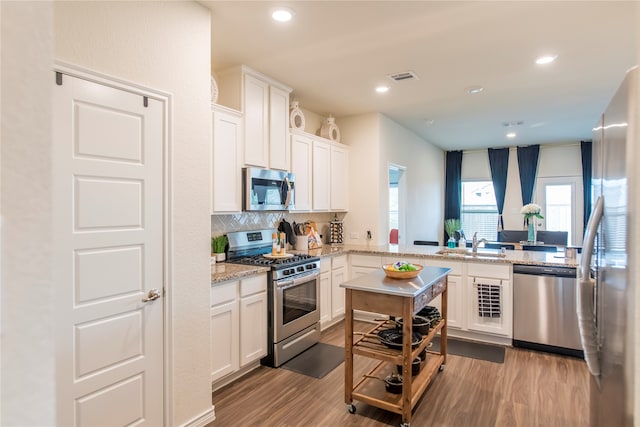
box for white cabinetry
[268,85,290,171]
[420,259,463,330]
[465,263,512,338]
[319,259,332,327]
[210,273,268,384]
[290,130,313,211]
[330,143,349,211]
[312,138,331,211]
[211,105,243,213]
[216,65,292,170]
[319,255,348,329]
[210,281,239,382]
[331,255,347,319]
[239,274,268,366]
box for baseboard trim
[180,406,215,427]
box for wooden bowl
[382,264,423,279]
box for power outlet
[350,232,360,240]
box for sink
[436,248,506,258]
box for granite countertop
[212,243,578,284]
[294,243,580,268]
[211,263,269,284]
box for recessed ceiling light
[466,85,484,94]
[506,132,517,139]
[376,86,390,93]
[272,8,293,22]
[536,55,558,65]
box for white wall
[54,2,213,425]
[339,113,444,246]
[1,2,56,425]
[379,114,444,245]
[339,113,382,244]
[461,143,584,234]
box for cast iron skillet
[376,328,423,349]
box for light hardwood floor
[209,321,589,426]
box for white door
[53,73,164,426]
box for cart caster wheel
[439,364,445,372]
[347,404,356,414]
[400,423,410,427]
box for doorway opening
[388,164,406,244]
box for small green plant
[211,235,228,254]
[444,218,461,239]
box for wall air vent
[386,71,419,82]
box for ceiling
[204,1,637,151]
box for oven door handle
[277,271,319,289]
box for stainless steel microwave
[243,167,295,211]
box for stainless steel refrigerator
[578,66,638,426]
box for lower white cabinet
[320,255,348,329]
[211,273,267,383]
[465,263,512,338]
[210,281,239,382]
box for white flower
[521,203,544,219]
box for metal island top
[340,266,451,297]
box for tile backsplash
[211,212,346,244]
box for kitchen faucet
[472,232,488,254]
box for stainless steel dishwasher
[513,264,583,358]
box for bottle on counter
[458,233,466,249]
[272,233,278,255]
[280,232,286,254]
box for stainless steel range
[227,229,321,367]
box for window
[461,181,498,241]
[536,177,582,245]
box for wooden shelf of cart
[340,267,450,427]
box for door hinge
[55,72,63,86]
[143,96,148,108]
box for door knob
[142,288,161,303]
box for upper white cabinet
[290,130,313,211]
[268,85,290,171]
[211,105,243,213]
[330,142,349,211]
[312,138,331,211]
[216,65,292,171]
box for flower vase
[447,237,456,248]
[527,221,536,243]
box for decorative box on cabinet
[211,105,243,213]
[216,65,292,171]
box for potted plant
[444,218,461,248]
[212,235,228,262]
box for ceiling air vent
[386,71,419,82]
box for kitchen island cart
[341,267,450,427]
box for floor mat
[280,343,344,378]
[431,336,505,363]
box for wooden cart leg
[344,289,354,406]
[440,278,448,367]
[401,298,413,426]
